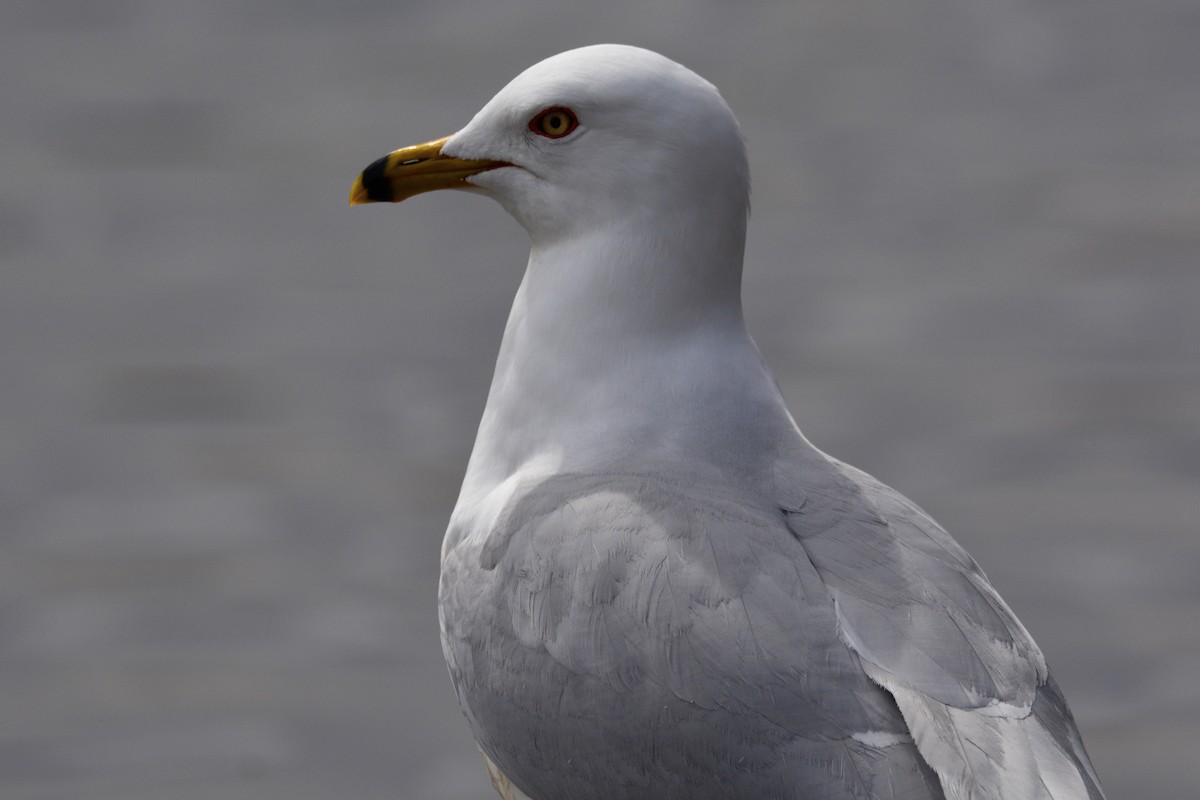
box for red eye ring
[529,106,579,139]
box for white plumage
[352,44,1104,800]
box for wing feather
[782,460,1103,799]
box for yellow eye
[529,106,579,139]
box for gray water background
[2,1,1198,797]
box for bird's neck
[457,215,799,502]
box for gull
[350,44,1105,800]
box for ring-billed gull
[350,44,1104,800]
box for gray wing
[441,471,944,800]
[784,459,1104,800]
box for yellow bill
[349,136,510,205]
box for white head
[352,45,749,245]
[444,45,750,242]
[351,45,752,339]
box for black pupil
[548,114,562,129]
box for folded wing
[784,460,1104,800]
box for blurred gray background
[2,1,1198,798]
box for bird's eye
[529,107,579,139]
